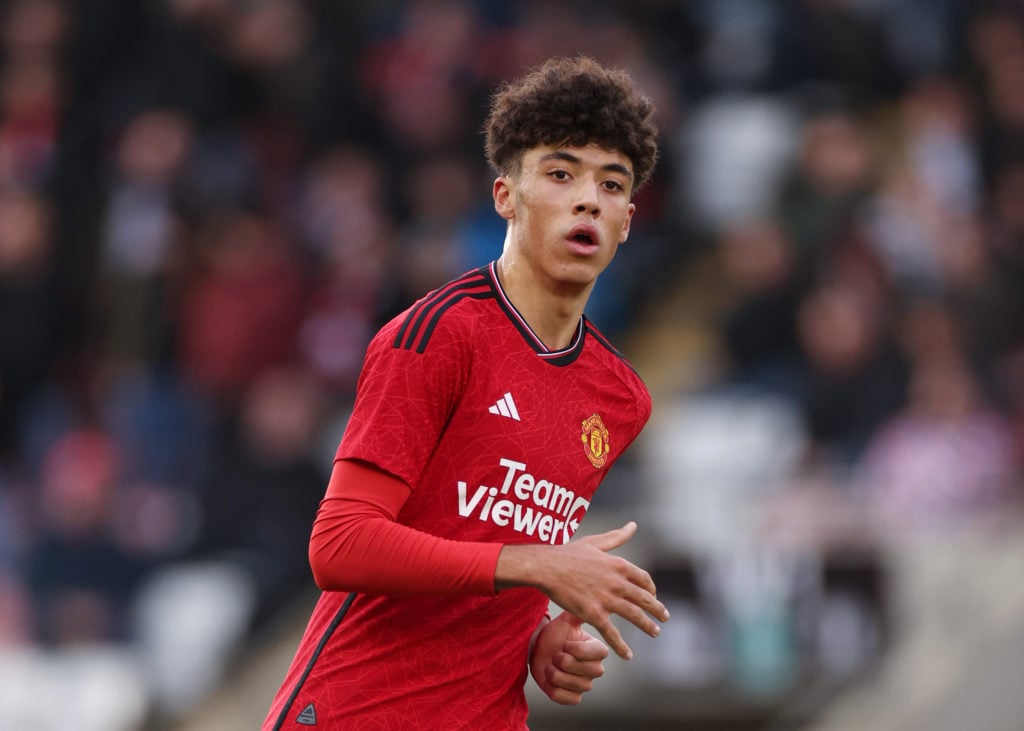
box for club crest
[580,413,610,468]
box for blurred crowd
[0,0,1021,729]
[683,0,1024,529]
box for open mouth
[568,226,597,246]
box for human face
[493,143,635,291]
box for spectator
[23,428,144,645]
[854,350,1019,527]
[92,108,194,368]
[794,278,908,465]
[192,364,327,630]
[0,187,60,460]
[177,210,307,406]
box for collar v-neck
[485,261,585,366]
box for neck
[495,255,591,351]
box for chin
[553,261,605,287]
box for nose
[573,183,601,216]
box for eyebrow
[539,150,633,181]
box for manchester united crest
[581,413,610,468]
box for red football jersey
[265,262,652,730]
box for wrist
[495,543,550,592]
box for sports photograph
[0,2,1021,730]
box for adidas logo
[296,703,317,725]
[488,392,520,421]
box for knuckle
[602,556,626,573]
[578,601,600,622]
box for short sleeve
[336,313,472,488]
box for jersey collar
[486,261,585,366]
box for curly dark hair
[484,56,659,194]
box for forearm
[495,542,554,592]
[309,459,501,596]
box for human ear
[493,177,515,220]
[618,202,636,244]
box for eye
[602,179,625,192]
[549,169,570,180]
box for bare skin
[496,522,667,664]
[529,612,609,705]
[493,143,635,350]
[490,143,665,700]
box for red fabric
[264,263,652,730]
[308,458,501,596]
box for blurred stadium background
[0,0,1023,729]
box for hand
[496,521,669,660]
[530,611,609,705]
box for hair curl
[484,56,659,194]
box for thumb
[560,611,584,629]
[588,521,638,552]
[556,612,591,643]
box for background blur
[0,0,1022,729]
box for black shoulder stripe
[391,274,491,352]
[392,272,491,351]
[412,290,492,353]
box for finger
[620,574,670,623]
[562,639,609,662]
[561,612,584,629]
[587,521,637,553]
[546,685,584,706]
[632,592,670,627]
[546,663,597,693]
[553,652,605,679]
[590,616,633,660]
[613,594,666,638]
[621,561,658,596]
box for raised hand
[496,521,669,660]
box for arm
[311,459,668,660]
[308,458,501,596]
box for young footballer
[264,55,668,730]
